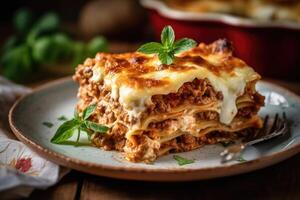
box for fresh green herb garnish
[85,121,109,133]
[82,104,97,120]
[237,156,247,162]
[173,155,195,166]
[1,9,108,82]
[57,115,68,121]
[137,25,197,65]
[42,122,53,128]
[50,104,108,145]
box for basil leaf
[80,123,92,141]
[137,42,162,54]
[50,33,73,61]
[32,12,59,34]
[13,8,33,34]
[75,128,81,145]
[26,13,59,46]
[50,119,80,144]
[42,122,53,128]
[161,25,175,47]
[2,44,33,82]
[74,109,79,120]
[2,36,19,52]
[85,121,109,133]
[158,52,174,65]
[173,155,195,166]
[57,115,68,121]
[72,41,86,67]
[80,123,91,133]
[137,25,197,66]
[237,156,247,162]
[82,104,97,120]
[87,36,108,57]
[32,36,53,63]
[173,38,197,54]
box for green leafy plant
[138,25,197,65]
[13,8,33,34]
[57,115,68,121]
[50,104,109,145]
[1,9,108,82]
[173,155,195,166]
[72,36,108,66]
[236,156,247,162]
[42,121,54,128]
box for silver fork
[220,112,289,163]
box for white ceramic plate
[9,78,300,181]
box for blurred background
[0,0,299,84]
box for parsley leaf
[50,104,108,145]
[173,155,195,166]
[42,121,53,128]
[137,25,197,65]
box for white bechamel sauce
[91,66,104,82]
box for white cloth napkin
[0,77,67,199]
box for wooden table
[27,79,300,200]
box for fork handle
[220,142,246,163]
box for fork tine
[269,113,279,133]
[220,112,290,163]
[260,115,269,135]
[262,115,269,131]
[277,112,287,131]
[281,112,289,136]
[283,112,287,121]
[254,115,269,139]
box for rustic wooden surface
[25,79,300,200]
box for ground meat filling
[92,123,128,151]
[147,107,258,132]
[162,128,259,153]
[148,78,223,114]
[196,111,219,121]
[148,119,177,130]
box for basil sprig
[173,155,195,166]
[137,26,197,65]
[50,104,109,144]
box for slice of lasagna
[73,39,264,163]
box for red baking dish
[141,0,300,80]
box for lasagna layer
[73,39,264,162]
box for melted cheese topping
[89,39,260,125]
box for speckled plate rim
[9,77,300,181]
